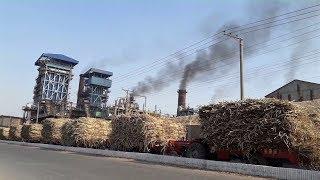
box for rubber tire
[185,142,207,159]
[247,155,268,165]
[163,150,179,156]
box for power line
[114,4,320,80]
[114,8,320,82]
[144,50,320,97]
[150,55,320,99]
[113,22,320,87]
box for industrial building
[265,79,320,101]
[77,68,113,118]
[0,115,22,127]
[23,53,78,121]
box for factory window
[310,90,314,100]
[288,94,291,101]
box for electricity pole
[122,89,132,114]
[223,31,244,100]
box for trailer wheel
[185,142,207,159]
[247,155,268,165]
[163,150,179,156]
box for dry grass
[42,118,71,144]
[21,124,43,143]
[9,125,23,141]
[110,114,186,152]
[61,117,111,149]
[0,127,9,140]
[199,98,320,169]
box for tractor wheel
[247,155,268,165]
[185,142,208,159]
[163,150,179,156]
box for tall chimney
[177,89,187,109]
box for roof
[35,53,79,66]
[0,115,23,119]
[84,68,113,77]
[265,79,320,97]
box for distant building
[0,115,22,127]
[265,79,320,101]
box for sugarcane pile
[61,118,111,149]
[169,115,200,125]
[0,127,9,140]
[9,125,23,141]
[110,114,186,152]
[42,118,71,144]
[199,98,320,169]
[294,99,320,129]
[21,124,43,142]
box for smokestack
[177,89,187,110]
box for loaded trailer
[150,125,301,167]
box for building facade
[24,53,78,121]
[265,79,320,101]
[77,68,113,118]
[0,115,22,127]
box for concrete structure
[265,79,320,101]
[24,53,78,121]
[77,68,112,118]
[0,115,22,127]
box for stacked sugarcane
[61,117,111,149]
[110,114,186,152]
[168,115,200,125]
[294,99,320,129]
[0,127,9,140]
[199,98,320,169]
[21,124,43,143]
[42,118,71,144]
[9,125,23,141]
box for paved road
[0,143,265,180]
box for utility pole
[223,31,244,100]
[122,89,131,114]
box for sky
[1,0,320,117]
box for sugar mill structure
[23,53,78,121]
[77,68,113,118]
[265,79,320,101]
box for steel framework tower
[77,68,113,118]
[31,53,78,119]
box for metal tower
[31,53,78,120]
[77,68,113,118]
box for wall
[0,116,22,127]
[266,81,320,101]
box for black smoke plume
[132,1,287,95]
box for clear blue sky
[1,0,320,116]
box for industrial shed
[265,79,320,101]
[0,115,22,127]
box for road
[0,143,266,180]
